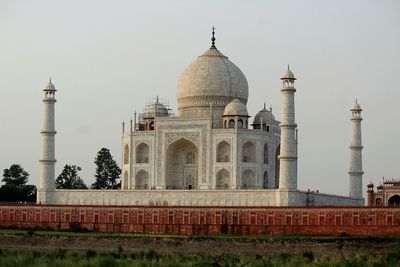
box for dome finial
[263,102,266,109]
[288,64,290,71]
[211,26,216,48]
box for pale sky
[0,0,399,197]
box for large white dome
[176,45,248,118]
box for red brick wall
[1,205,400,236]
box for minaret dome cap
[351,99,362,111]
[280,65,296,80]
[44,78,56,91]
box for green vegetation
[91,148,121,189]
[2,228,400,243]
[56,164,88,189]
[0,164,36,202]
[0,247,399,267]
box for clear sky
[0,0,399,197]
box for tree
[92,148,121,189]
[1,164,36,202]
[2,164,29,188]
[56,164,88,189]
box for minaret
[349,99,364,199]
[278,66,298,190]
[38,78,57,204]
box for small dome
[281,66,296,80]
[351,99,362,111]
[367,181,374,187]
[223,99,248,116]
[44,78,56,91]
[143,99,169,119]
[253,106,275,125]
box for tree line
[0,148,121,202]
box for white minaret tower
[37,78,57,204]
[278,66,298,190]
[349,99,364,199]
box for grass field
[0,247,400,267]
[0,229,400,266]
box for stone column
[38,79,57,204]
[349,100,364,199]
[278,68,298,190]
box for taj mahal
[37,29,364,206]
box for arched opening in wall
[123,171,128,190]
[166,138,198,189]
[388,195,400,206]
[216,169,230,189]
[124,144,129,164]
[224,120,227,129]
[375,198,383,206]
[242,169,255,189]
[216,141,230,162]
[135,170,149,189]
[263,171,268,189]
[229,119,235,128]
[237,119,243,129]
[136,143,149,163]
[263,143,269,164]
[275,144,280,189]
[242,141,256,163]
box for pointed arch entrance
[388,195,400,206]
[166,138,198,189]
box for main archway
[166,138,198,189]
[388,195,400,206]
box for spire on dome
[211,26,216,48]
[44,77,56,91]
[263,102,266,109]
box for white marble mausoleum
[37,29,364,206]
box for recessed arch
[216,141,230,162]
[242,169,255,189]
[388,195,400,206]
[275,144,280,189]
[263,171,268,189]
[216,169,230,189]
[135,169,149,189]
[237,119,243,129]
[124,144,129,164]
[242,141,256,163]
[263,143,269,164]
[123,171,129,190]
[166,138,198,189]
[229,119,235,128]
[136,143,149,163]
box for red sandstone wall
[1,205,400,236]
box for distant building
[367,179,400,206]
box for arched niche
[123,171,129,190]
[242,169,255,189]
[136,143,149,163]
[263,171,268,189]
[237,119,243,129]
[124,144,129,164]
[275,144,280,188]
[388,195,400,206]
[135,170,149,189]
[216,169,230,189]
[242,141,256,163]
[263,143,269,164]
[166,138,198,189]
[216,141,230,162]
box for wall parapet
[1,205,399,236]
